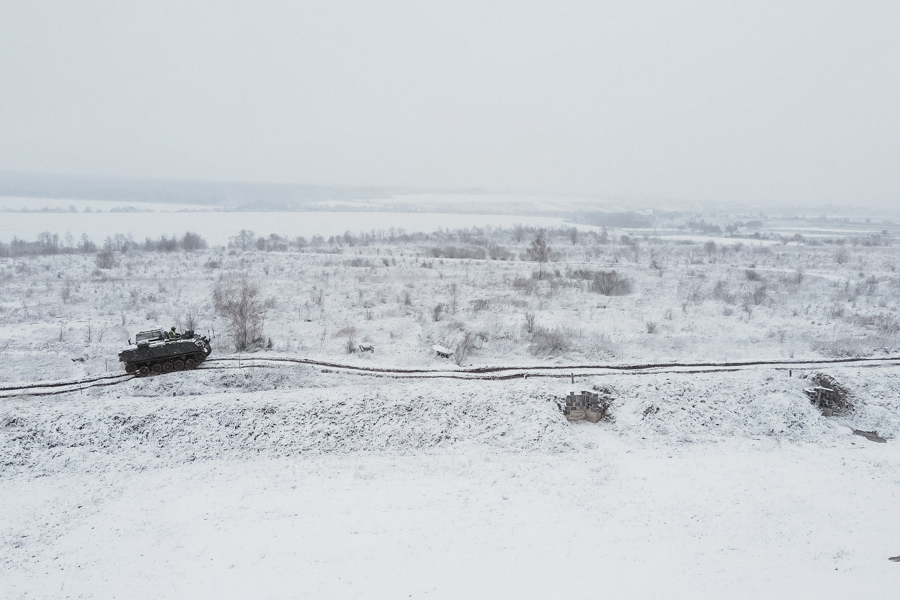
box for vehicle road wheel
[139,366,150,377]
[174,360,185,371]
[151,363,162,375]
[194,353,206,363]
[125,363,136,373]
[186,358,196,369]
[163,362,174,373]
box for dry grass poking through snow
[0,218,898,383]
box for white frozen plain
[2,215,900,598]
[2,372,900,598]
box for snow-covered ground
[2,372,900,598]
[2,213,899,598]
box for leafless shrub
[512,277,537,295]
[811,337,865,358]
[454,332,476,366]
[489,245,513,260]
[95,249,116,269]
[684,282,707,304]
[712,279,728,300]
[449,283,459,313]
[530,326,569,356]
[312,288,324,308]
[766,328,787,343]
[433,303,445,321]
[213,272,265,351]
[513,223,526,242]
[471,298,490,312]
[850,312,900,335]
[524,311,537,333]
[590,270,632,296]
[745,269,763,282]
[645,321,658,334]
[749,284,767,305]
[346,258,373,267]
[835,248,849,265]
[526,229,551,279]
[345,332,356,354]
[587,332,619,359]
[183,306,199,332]
[828,303,846,319]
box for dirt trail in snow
[2,354,900,398]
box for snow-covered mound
[592,367,900,443]
[3,367,898,476]
[0,380,571,475]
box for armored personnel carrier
[118,329,212,376]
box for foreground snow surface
[2,373,900,598]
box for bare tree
[449,283,459,314]
[183,305,199,332]
[95,249,116,269]
[232,230,256,251]
[454,332,475,366]
[513,223,526,243]
[526,229,551,279]
[213,272,264,351]
[524,311,537,333]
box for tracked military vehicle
[118,329,212,376]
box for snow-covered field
[3,372,900,598]
[2,212,900,597]
[0,195,595,246]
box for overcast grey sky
[1,1,898,206]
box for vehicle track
[2,354,900,398]
[0,374,135,398]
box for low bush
[589,270,632,296]
[95,249,116,269]
[530,326,569,356]
[430,245,487,260]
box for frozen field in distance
[0,198,593,246]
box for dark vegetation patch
[566,269,633,295]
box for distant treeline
[0,231,208,257]
[226,225,607,253]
